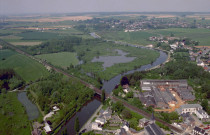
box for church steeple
[151,112,155,123]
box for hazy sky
[1,0,210,15]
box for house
[123,84,130,93]
[95,117,106,125]
[53,106,59,112]
[32,129,42,135]
[44,123,51,134]
[139,118,150,128]
[195,109,209,120]
[197,61,205,67]
[176,104,209,120]
[180,113,195,128]
[176,104,202,114]
[192,126,208,135]
[91,122,102,131]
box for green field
[98,28,210,46]
[36,52,79,68]
[0,49,49,82]
[16,31,59,40]
[148,28,210,45]
[0,92,31,135]
[74,43,159,80]
[98,31,157,45]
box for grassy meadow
[16,31,59,40]
[0,49,49,82]
[0,92,31,135]
[74,43,159,80]
[36,52,79,68]
[98,30,157,45]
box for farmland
[0,92,31,135]
[16,31,59,40]
[36,52,79,68]
[9,41,42,46]
[98,30,158,45]
[0,49,49,82]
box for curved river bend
[59,47,168,135]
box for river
[58,45,168,134]
[17,91,39,120]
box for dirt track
[154,91,185,113]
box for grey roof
[193,126,206,134]
[180,104,202,109]
[177,89,195,101]
[145,123,165,135]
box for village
[79,79,209,135]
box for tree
[101,89,105,104]
[201,99,209,113]
[74,117,80,133]
[121,109,132,119]
[112,101,124,114]
[120,77,129,86]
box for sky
[1,0,210,15]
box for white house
[44,123,51,133]
[91,122,102,131]
[176,104,202,114]
[195,109,209,120]
[176,104,209,120]
[95,117,105,125]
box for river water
[58,46,168,134]
[17,92,39,120]
[58,97,101,135]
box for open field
[36,52,79,68]
[0,92,31,135]
[0,49,49,82]
[9,41,42,46]
[98,31,157,45]
[16,31,59,40]
[7,16,93,22]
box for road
[1,39,183,134]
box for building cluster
[193,47,210,72]
[139,80,195,108]
[89,108,167,135]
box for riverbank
[79,104,103,132]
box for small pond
[91,49,136,69]
[18,92,39,120]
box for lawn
[0,49,50,82]
[36,52,79,68]
[16,31,59,40]
[148,28,210,46]
[0,92,31,135]
[98,30,158,45]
